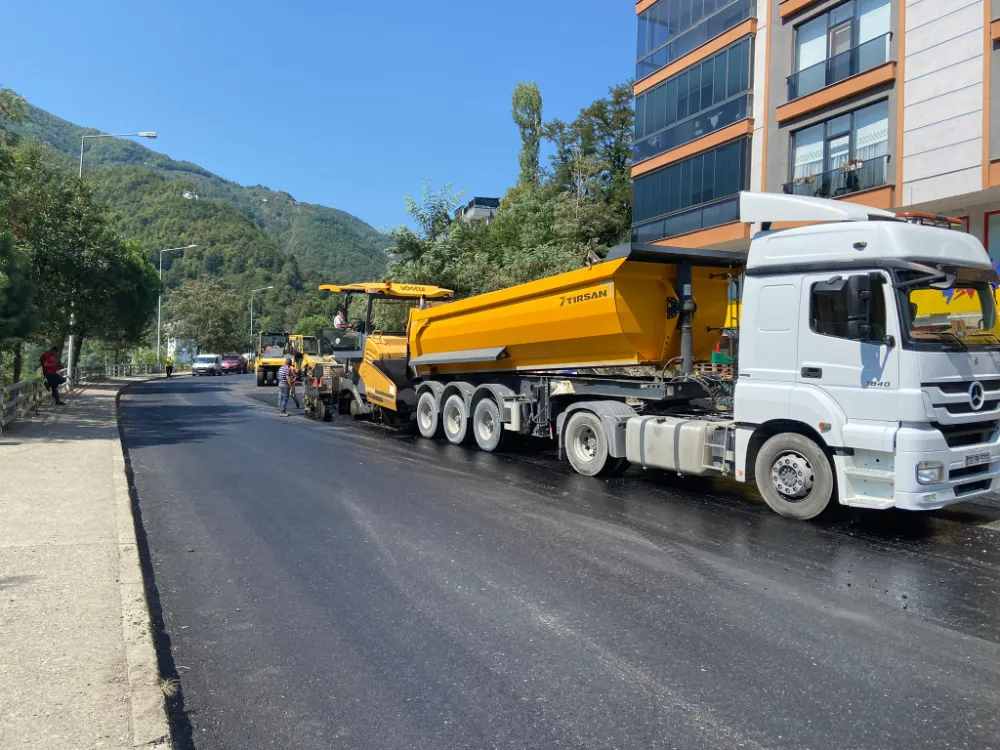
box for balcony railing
[634,94,752,164]
[787,33,892,100]
[632,195,741,244]
[782,154,890,199]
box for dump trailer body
[408,254,735,377]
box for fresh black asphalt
[119,375,1000,750]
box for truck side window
[810,276,886,340]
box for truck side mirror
[846,274,871,341]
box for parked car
[220,353,248,374]
[192,354,223,376]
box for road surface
[120,375,1000,750]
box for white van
[192,354,222,376]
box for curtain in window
[793,124,824,180]
[854,101,888,162]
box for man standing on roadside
[165,356,174,378]
[277,356,294,416]
[40,346,65,405]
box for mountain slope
[9,95,390,282]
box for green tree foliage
[6,92,391,281]
[293,314,329,336]
[165,279,245,354]
[512,82,543,187]
[388,81,634,299]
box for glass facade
[632,138,750,243]
[789,0,891,99]
[637,0,755,81]
[634,37,753,163]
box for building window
[634,37,753,163]
[788,0,891,100]
[985,211,1000,264]
[784,99,889,198]
[632,138,749,243]
[637,0,755,81]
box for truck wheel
[416,391,442,439]
[256,371,264,387]
[564,411,616,477]
[442,394,471,445]
[754,433,834,520]
[472,397,508,453]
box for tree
[165,279,244,354]
[512,82,543,187]
[294,314,329,335]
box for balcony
[636,0,755,81]
[782,154,890,199]
[634,94,753,164]
[632,195,741,244]
[787,33,891,100]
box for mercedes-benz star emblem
[969,381,986,411]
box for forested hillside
[10,97,391,281]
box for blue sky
[2,0,634,230]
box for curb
[110,378,172,748]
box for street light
[157,244,197,367]
[78,132,158,179]
[67,130,157,381]
[249,286,274,353]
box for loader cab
[318,282,455,414]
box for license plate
[966,451,991,467]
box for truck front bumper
[892,426,1000,510]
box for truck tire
[754,433,834,520]
[472,397,508,453]
[442,394,471,445]
[256,371,264,387]
[416,391,442,439]
[564,411,616,477]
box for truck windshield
[299,337,319,355]
[896,267,1000,350]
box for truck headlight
[916,461,944,485]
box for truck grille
[927,379,1000,394]
[955,479,992,497]
[935,421,999,448]
[946,400,1000,415]
[949,464,991,480]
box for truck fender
[415,380,447,405]
[556,401,638,459]
[472,384,518,428]
[737,419,832,483]
[440,382,477,425]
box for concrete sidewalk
[0,380,169,750]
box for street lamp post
[68,131,158,381]
[249,286,274,354]
[78,131,157,179]
[157,245,197,368]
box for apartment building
[632,0,1000,260]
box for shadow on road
[119,381,247,449]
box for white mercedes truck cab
[732,192,1000,518]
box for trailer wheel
[442,394,471,445]
[416,391,442,439]
[755,433,834,520]
[564,411,617,477]
[472,397,508,453]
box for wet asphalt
[119,374,1000,750]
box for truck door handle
[801,367,823,379]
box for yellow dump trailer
[408,253,735,377]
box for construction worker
[277,356,295,416]
[165,356,174,378]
